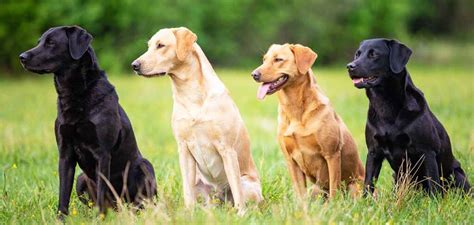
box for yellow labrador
[132,27,263,213]
[252,44,365,199]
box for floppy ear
[65,26,93,60]
[172,27,197,61]
[387,39,412,74]
[290,44,318,74]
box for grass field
[0,66,473,224]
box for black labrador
[346,38,471,195]
[19,26,157,217]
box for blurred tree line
[0,0,472,74]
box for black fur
[347,38,471,195]
[19,26,157,218]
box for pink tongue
[352,78,363,84]
[257,83,271,100]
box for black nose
[346,62,356,71]
[131,61,141,71]
[251,70,261,81]
[19,52,29,63]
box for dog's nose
[19,52,29,63]
[131,61,141,71]
[251,70,261,81]
[346,62,356,71]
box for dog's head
[19,26,93,74]
[131,27,197,78]
[251,44,317,100]
[346,38,412,89]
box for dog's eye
[156,43,165,49]
[274,58,284,62]
[46,40,55,47]
[368,50,377,58]
[355,51,361,59]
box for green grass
[0,66,473,224]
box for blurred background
[0,0,473,75]
[0,1,473,223]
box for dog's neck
[366,71,408,122]
[168,44,226,109]
[277,70,329,121]
[53,49,114,114]
[53,49,102,97]
[169,52,207,107]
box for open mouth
[257,74,289,100]
[351,76,378,86]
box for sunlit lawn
[0,66,472,224]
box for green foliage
[0,0,472,74]
[0,67,473,223]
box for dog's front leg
[364,150,384,196]
[285,158,307,200]
[96,154,111,215]
[57,149,76,219]
[56,123,76,220]
[280,140,307,200]
[218,148,245,214]
[423,151,442,195]
[326,152,342,198]
[178,143,197,209]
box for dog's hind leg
[348,181,363,198]
[452,160,471,194]
[423,152,442,195]
[76,173,117,209]
[195,177,213,205]
[240,175,263,204]
[140,159,158,199]
[131,159,157,207]
[311,183,328,199]
[76,173,97,207]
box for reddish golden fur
[254,44,365,199]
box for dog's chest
[187,138,227,187]
[174,117,228,187]
[59,122,99,148]
[59,122,99,174]
[372,130,419,163]
[280,120,321,152]
[281,125,325,176]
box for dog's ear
[172,27,197,61]
[387,39,412,74]
[290,44,318,74]
[65,26,93,60]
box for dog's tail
[452,159,471,194]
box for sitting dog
[131,27,263,214]
[19,26,157,217]
[252,44,365,199]
[347,38,471,195]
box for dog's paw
[237,207,247,217]
[56,210,67,222]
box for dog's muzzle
[19,52,30,64]
[131,61,141,72]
